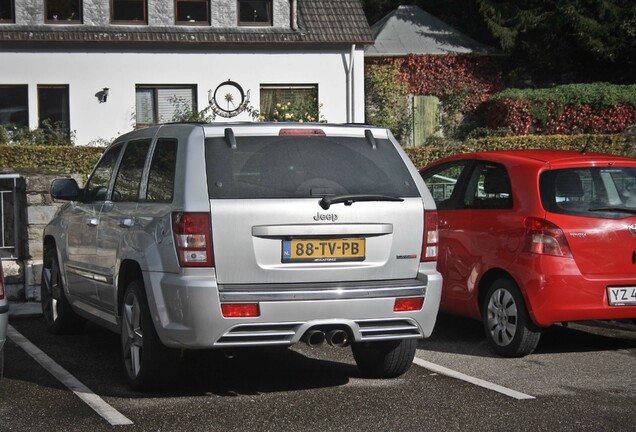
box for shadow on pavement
[421,312,636,357]
[5,317,357,398]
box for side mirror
[50,178,82,201]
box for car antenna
[580,137,589,155]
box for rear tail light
[421,210,439,262]
[172,212,213,267]
[394,297,424,312]
[524,217,572,257]
[221,303,260,318]
[0,263,4,300]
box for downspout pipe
[290,0,298,31]
[347,44,355,123]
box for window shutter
[157,88,194,123]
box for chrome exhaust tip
[303,329,326,348]
[326,329,349,347]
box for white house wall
[1,47,366,145]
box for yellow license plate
[282,238,365,262]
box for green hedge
[405,134,632,169]
[0,145,103,176]
[0,135,632,178]
[489,83,636,111]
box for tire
[120,280,181,391]
[41,248,86,334]
[482,278,541,357]
[352,339,417,378]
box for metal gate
[0,173,21,259]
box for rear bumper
[217,279,427,302]
[143,265,442,349]
[515,256,636,327]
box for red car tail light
[524,217,572,257]
[421,210,439,262]
[394,297,424,312]
[221,303,260,318]
[172,212,214,267]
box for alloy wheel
[486,287,518,347]
[122,291,144,378]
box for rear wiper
[319,194,404,210]
[588,206,636,215]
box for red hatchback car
[420,150,636,357]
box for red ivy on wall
[483,100,636,135]
[370,54,504,113]
[367,55,636,136]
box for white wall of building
[2,47,366,145]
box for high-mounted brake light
[394,297,424,312]
[279,128,326,136]
[221,303,260,318]
[172,212,213,267]
[421,210,439,262]
[524,217,572,257]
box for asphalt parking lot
[1,307,635,432]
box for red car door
[423,160,518,319]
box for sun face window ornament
[209,80,251,118]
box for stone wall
[15,0,292,27]
[2,172,82,301]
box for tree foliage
[361,0,636,83]
[477,0,636,80]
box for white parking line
[413,356,535,400]
[7,325,133,426]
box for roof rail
[365,129,377,149]
[225,128,237,150]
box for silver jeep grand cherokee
[43,123,442,390]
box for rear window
[204,135,420,199]
[540,167,636,218]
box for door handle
[119,218,135,228]
[86,218,98,227]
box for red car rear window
[540,167,636,218]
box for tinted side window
[421,160,470,210]
[112,139,151,202]
[85,144,123,202]
[463,162,512,210]
[145,138,177,203]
